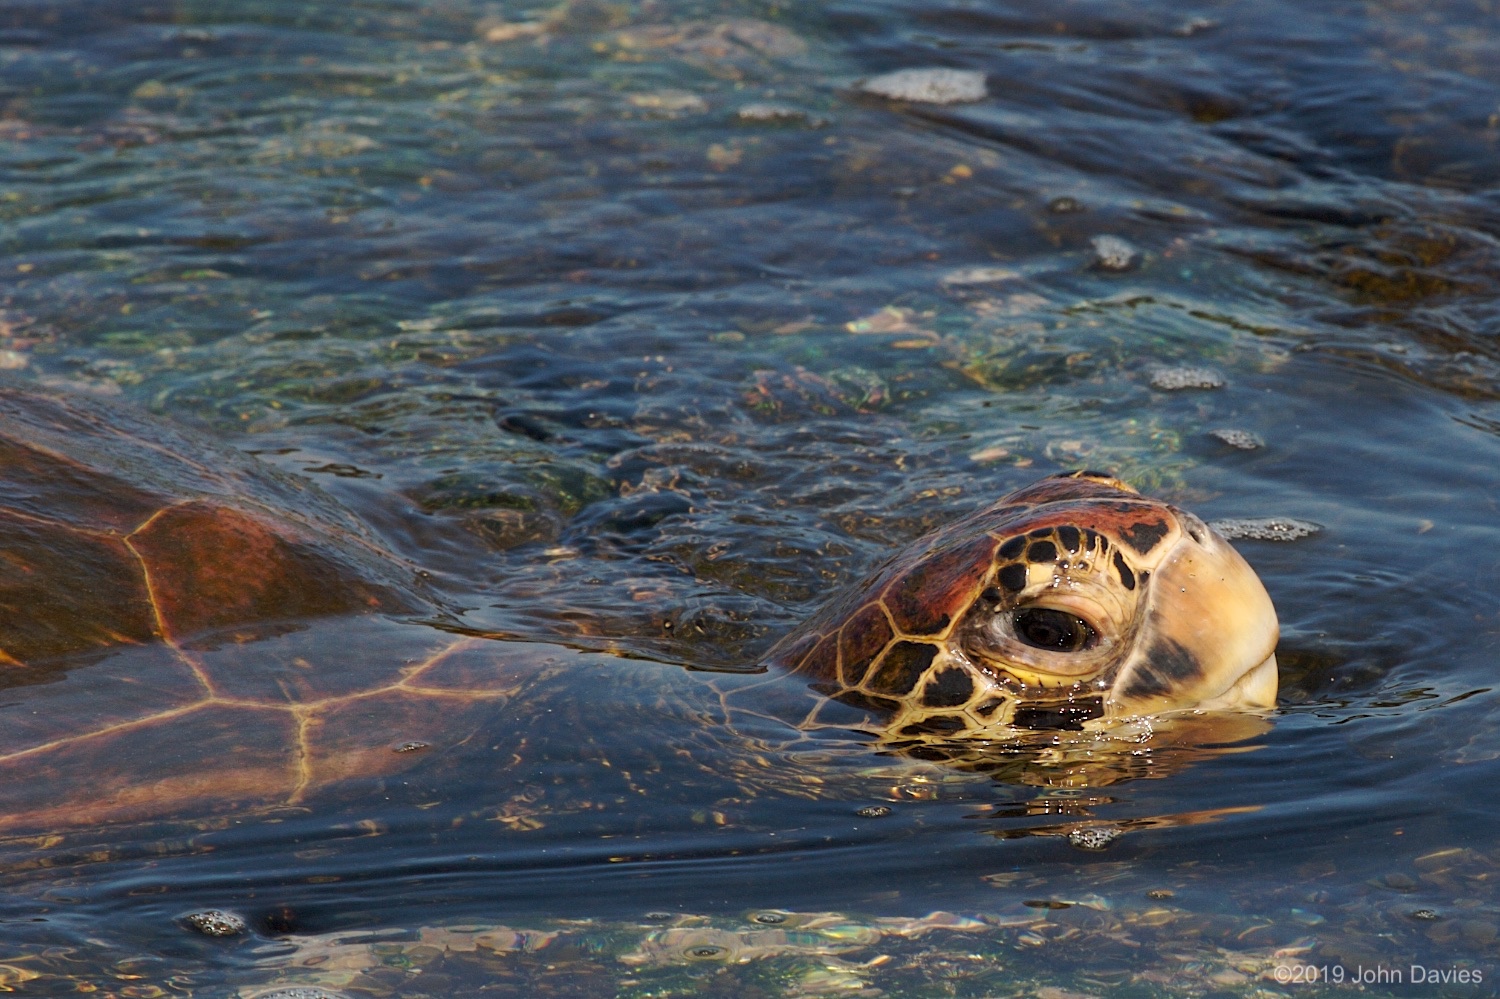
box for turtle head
[758,471,1279,756]
[959,471,1279,718]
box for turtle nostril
[1012,607,1097,652]
[1176,509,1208,545]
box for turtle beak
[1106,517,1279,716]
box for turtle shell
[0,386,516,834]
[757,471,1280,744]
[0,385,419,663]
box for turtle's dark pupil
[1013,607,1096,652]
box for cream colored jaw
[1197,652,1279,710]
[1106,527,1280,715]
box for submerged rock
[612,19,808,68]
[183,909,248,937]
[736,103,825,126]
[628,90,709,114]
[1090,234,1141,271]
[1150,366,1225,391]
[860,68,988,104]
[942,265,1021,286]
[474,18,546,43]
[1209,428,1264,450]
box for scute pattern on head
[882,533,1001,637]
[760,471,1279,743]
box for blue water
[4,0,1500,994]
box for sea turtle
[0,387,1277,837]
[742,470,1278,754]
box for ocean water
[3,0,1500,994]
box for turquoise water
[5,0,1500,994]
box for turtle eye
[1012,607,1098,653]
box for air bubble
[1209,517,1320,542]
[1067,825,1122,850]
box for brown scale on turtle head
[766,471,1279,741]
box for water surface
[4,0,1500,995]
